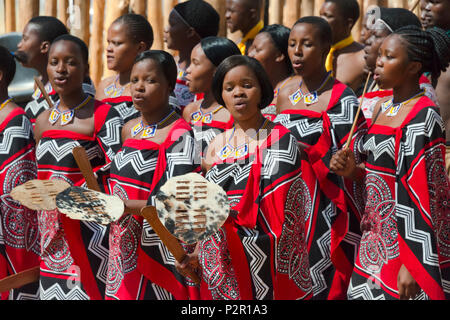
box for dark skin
[225,0,261,36]
[422,0,450,141]
[330,35,423,300]
[276,23,334,116]
[96,22,148,101]
[34,40,95,144]
[183,43,231,125]
[16,23,53,90]
[121,58,181,212]
[248,31,292,106]
[363,25,391,73]
[164,9,201,72]
[319,1,366,93]
[176,64,274,276]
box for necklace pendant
[386,104,401,117]
[289,88,303,106]
[202,113,213,124]
[191,111,202,123]
[304,91,319,106]
[60,110,75,126]
[104,84,114,97]
[235,144,249,158]
[381,100,392,113]
[48,109,60,125]
[131,122,143,137]
[218,144,234,160]
[141,125,157,139]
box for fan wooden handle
[0,266,40,293]
[345,72,372,149]
[72,146,101,192]
[140,206,201,285]
[34,76,54,109]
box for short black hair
[260,24,293,74]
[174,0,220,39]
[294,16,332,48]
[394,25,450,87]
[325,0,360,26]
[51,34,89,64]
[0,46,16,86]
[212,55,274,110]
[113,13,154,48]
[28,16,68,43]
[134,50,178,90]
[200,36,241,67]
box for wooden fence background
[0,0,420,87]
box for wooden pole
[163,0,178,51]
[148,0,164,50]
[205,0,227,37]
[389,0,408,7]
[314,0,325,16]
[301,0,315,17]
[91,0,105,87]
[352,0,364,43]
[17,0,40,33]
[5,0,15,33]
[268,0,283,25]
[44,0,58,17]
[283,0,301,29]
[103,0,130,78]
[71,0,91,45]
[0,1,4,35]
[58,0,69,27]
[130,0,146,16]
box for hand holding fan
[55,173,231,285]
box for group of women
[0,0,449,301]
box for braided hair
[394,25,450,87]
[113,14,154,48]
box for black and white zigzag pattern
[141,220,175,266]
[113,150,158,176]
[0,117,33,155]
[261,134,299,179]
[363,136,396,162]
[240,226,270,299]
[274,114,323,139]
[309,203,335,296]
[39,282,90,300]
[396,204,440,267]
[81,221,109,285]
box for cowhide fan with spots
[155,173,230,245]
[10,179,71,211]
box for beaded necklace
[289,72,332,106]
[131,109,177,139]
[191,103,224,124]
[381,90,425,117]
[218,118,270,161]
[104,75,130,98]
[48,95,92,126]
[0,97,13,112]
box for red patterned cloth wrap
[347,96,449,300]
[35,101,122,300]
[274,80,367,299]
